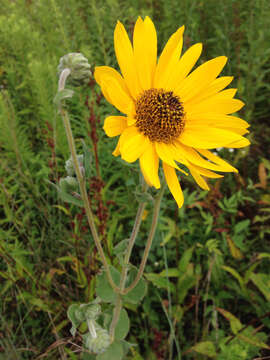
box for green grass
[0,0,270,359]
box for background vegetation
[0,0,270,359]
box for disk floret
[135,88,185,143]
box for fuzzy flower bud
[58,53,91,86]
[85,304,101,320]
[84,325,110,354]
[74,303,101,323]
[65,155,84,177]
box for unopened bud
[84,326,110,354]
[65,155,84,176]
[58,53,91,86]
[85,304,101,320]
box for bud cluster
[58,53,91,86]
[68,300,111,354]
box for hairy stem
[58,69,118,292]
[109,180,148,340]
[123,182,165,294]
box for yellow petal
[185,94,245,115]
[154,26,185,89]
[114,21,141,99]
[197,149,238,172]
[119,126,138,147]
[163,162,184,208]
[179,127,243,149]
[155,142,180,170]
[94,66,129,105]
[217,88,237,98]
[120,127,150,163]
[186,113,250,129]
[94,66,129,93]
[186,76,234,106]
[112,139,121,156]
[133,16,157,89]
[139,144,160,188]
[174,141,236,172]
[188,165,223,178]
[224,137,250,148]
[175,56,228,102]
[188,163,210,190]
[168,43,203,90]
[127,116,136,126]
[99,76,135,115]
[223,127,249,135]
[103,116,127,137]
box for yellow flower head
[94,16,250,208]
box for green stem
[61,108,118,292]
[109,180,148,340]
[58,69,118,292]
[123,182,165,295]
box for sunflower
[94,16,250,208]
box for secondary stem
[123,182,165,294]
[109,180,148,340]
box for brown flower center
[135,88,185,143]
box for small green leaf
[145,273,175,292]
[159,268,179,277]
[67,304,81,336]
[96,266,120,303]
[160,216,176,246]
[178,246,194,274]
[124,267,147,304]
[177,270,196,304]
[57,187,83,207]
[217,308,242,334]
[238,334,270,350]
[48,180,83,207]
[249,272,270,301]
[191,341,216,358]
[234,219,250,234]
[114,239,129,256]
[222,265,245,290]
[54,88,74,107]
[114,309,130,340]
[257,252,270,260]
[96,341,124,360]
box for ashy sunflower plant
[95,16,250,208]
[56,17,250,359]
